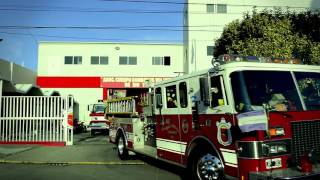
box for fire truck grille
[291,120,320,163]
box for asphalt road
[0,132,183,180]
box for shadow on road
[135,155,187,180]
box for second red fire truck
[88,101,109,135]
[105,55,320,180]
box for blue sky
[0,0,183,71]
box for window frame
[206,4,215,13]
[64,56,82,65]
[152,56,164,65]
[119,56,137,65]
[217,4,227,13]
[91,56,109,65]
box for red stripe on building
[37,76,101,88]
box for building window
[100,56,108,64]
[152,57,163,65]
[164,56,171,66]
[119,56,137,65]
[206,4,215,13]
[152,56,171,66]
[207,46,214,56]
[207,4,227,13]
[91,56,108,65]
[64,56,82,65]
[65,56,73,64]
[217,4,227,13]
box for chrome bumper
[249,164,320,180]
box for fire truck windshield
[230,70,307,112]
[295,72,320,110]
[93,104,106,113]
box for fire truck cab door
[155,82,187,164]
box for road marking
[0,160,145,165]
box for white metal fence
[0,96,73,145]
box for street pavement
[0,132,182,180]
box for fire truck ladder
[105,97,137,116]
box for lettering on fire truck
[105,55,320,180]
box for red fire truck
[88,101,110,136]
[105,55,320,180]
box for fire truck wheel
[190,149,224,180]
[116,133,129,160]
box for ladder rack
[105,96,137,115]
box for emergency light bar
[214,54,302,65]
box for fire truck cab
[106,55,320,180]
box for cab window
[166,85,178,108]
[155,87,162,108]
[211,76,224,107]
[179,82,188,108]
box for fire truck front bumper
[249,164,320,180]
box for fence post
[0,80,2,116]
[66,95,73,146]
[0,80,2,140]
[63,103,68,145]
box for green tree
[214,10,320,64]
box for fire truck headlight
[268,127,285,137]
[265,142,288,156]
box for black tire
[91,130,96,136]
[116,133,129,160]
[189,147,224,180]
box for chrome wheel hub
[197,154,223,180]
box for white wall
[184,0,319,73]
[38,42,184,124]
[38,42,183,77]
[0,59,36,84]
[41,88,103,124]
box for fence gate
[0,96,73,146]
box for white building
[183,0,320,74]
[37,42,183,123]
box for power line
[0,3,314,14]
[100,0,315,9]
[0,8,264,15]
[0,25,225,28]
[0,31,181,42]
[0,8,183,14]
[0,31,217,42]
[0,25,224,32]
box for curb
[0,160,145,165]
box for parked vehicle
[106,55,320,180]
[73,119,87,134]
[88,101,109,136]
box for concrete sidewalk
[0,134,144,165]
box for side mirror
[200,77,210,106]
[156,94,163,109]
